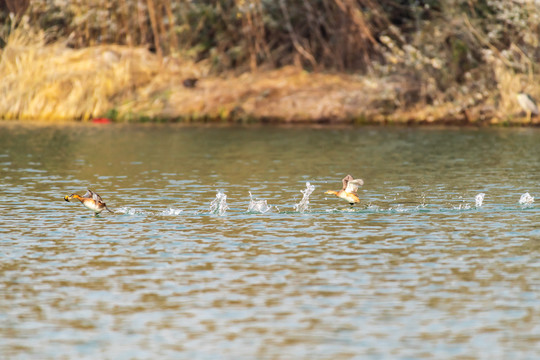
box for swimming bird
[64,189,114,215]
[325,174,364,205]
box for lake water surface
[0,123,539,359]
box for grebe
[325,174,364,205]
[64,189,114,215]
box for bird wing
[92,192,104,202]
[341,175,354,191]
[345,179,364,193]
[84,189,104,202]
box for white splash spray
[114,207,144,215]
[475,193,485,207]
[519,192,535,205]
[161,208,183,216]
[248,192,272,213]
[294,182,315,213]
[452,195,470,210]
[209,190,229,216]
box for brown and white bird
[325,175,364,205]
[64,189,114,215]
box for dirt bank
[0,38,537,126]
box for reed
[0,26,384,122]
[19,0,387,71]
[2,0,540,124]
[0,28,162,120]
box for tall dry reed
[0,27,165,120]
[2,0,540,122]
[18,0,387,72]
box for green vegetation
[1,0,539,124]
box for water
[0,123,539,359]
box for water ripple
[1,124,539,359]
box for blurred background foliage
[1,0,540,120]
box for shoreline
[1,42,538,127]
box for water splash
[519,192,535,205]
[452,195,469,210]
[419,193,427,207]
[294,182,315,213]
[248,192,272,213]
[161,208,183,216]
[209,190,229,216]
[366,204,381,212]
[391,204,408,213]
[115,207,144,215]
[475,193,485,207]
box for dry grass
[0,28,395,123]
[0,27,538,125]
[494,61,540,124]
[0,28,172,121]
[158,68,395,123]
[3,1,540,125]
[19,0,386,72]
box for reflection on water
[0,123,539,359]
